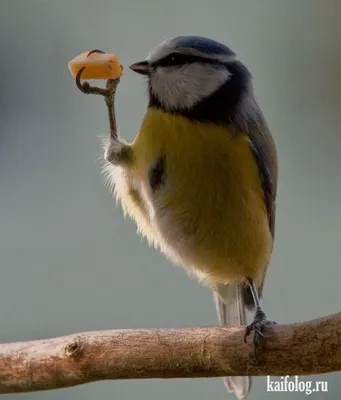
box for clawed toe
[244,308,276,347]
[73,49,121,142]
[87,49,105,57]
[75,67,112,97]
[75,50,121,99]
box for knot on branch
[64,336,85,360]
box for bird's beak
[129,60,150,76]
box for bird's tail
[213,284,252,400]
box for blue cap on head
[147,35,237,65]
[173,36,235,57]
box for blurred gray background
[1,0,341,399]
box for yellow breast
[131,107,272,286]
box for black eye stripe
[152,53,228,68]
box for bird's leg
[75,49,121,141]
[244,279,276,346]
[75,50,131,165]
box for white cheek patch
[150,63,231,110]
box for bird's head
[129,35,251,113]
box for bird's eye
[168,53,183,65]
[156,53,188,68]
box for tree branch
[0,312,340,394]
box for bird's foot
[244,307,276,347]
[75,49,122,104]
[74,49,123,140]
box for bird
[100,35,278,399]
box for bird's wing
[235,96,278,306]
[248,125,278,241]
[247,122,277,304]
[234,94,278,241]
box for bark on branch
[0,312,340,394]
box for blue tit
[102,36,278,400]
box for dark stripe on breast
[149,155,166,191]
